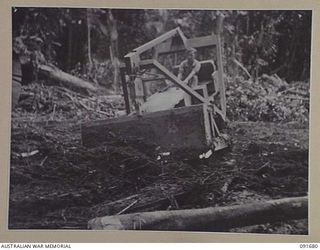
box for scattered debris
[199,149,213,159]
[20,150,39,158]
[9,76,309,234]
[227,77,309,124]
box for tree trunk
[87,9,93,69]
[39,64,97,94]
[107,10,120,92]
[88,196,307,231]
[67,24,73,71]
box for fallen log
[88,196,307,231]
[39,64,97,94]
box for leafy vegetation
[13,8,312,84]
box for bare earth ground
[8,118,308,233]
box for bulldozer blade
[81,104,227,158]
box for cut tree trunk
[39,64,97,94]
[88,196,307,231]
[107,9,120,92]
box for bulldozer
[81,16,229,159]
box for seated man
[178,48,201,105]
[178,47,201,88]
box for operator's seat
[198,60,216,81]
[197,60,217,96]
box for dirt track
[9,119,308,233]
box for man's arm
[177,61,185,80]
[183,60,201,83]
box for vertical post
[142,80,148,102]
[214,13,226,120]
[133,77,144,114]
[120,66,131,115]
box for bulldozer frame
[82,15,229,158]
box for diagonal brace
[140,59,207,104]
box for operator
[177,47,201,105]
[178,47,201,87]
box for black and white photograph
[9,7,311,233]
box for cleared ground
[9,118,308,233]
